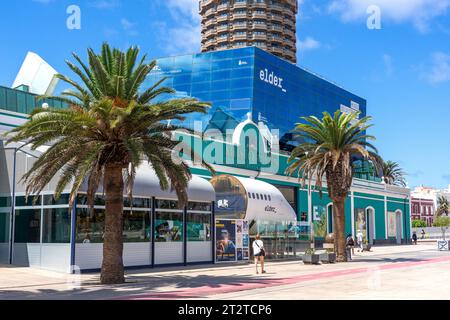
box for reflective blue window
[147,47,367,151]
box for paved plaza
[0,243,449,300]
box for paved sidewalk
[0,243,448,300]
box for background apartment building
[199,0,298,63]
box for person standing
[412,231,418,245]
[253,234,266,274]
[356,230,364,252]
[346,234,355,257]
[421,229,426,240]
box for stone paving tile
[0,243,448,300]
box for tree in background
[436,195,450,217]
[433,216,450,240]
[411,219,427,228]
[381,160,406,187]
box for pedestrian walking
[421,229,426,239]
[253,234,266,274]
[412,232,418,245]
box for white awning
[80,163,215,203]
[234,176,297,222]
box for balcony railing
[0,86,66,115]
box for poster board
[215,219,249,263]
[313,205,327,238]
[388,212,397,238]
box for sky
[0,0,450,189]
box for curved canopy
[80,163,215,203]
[234,176,297,222]
[211,174,297,222]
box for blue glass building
[146,46,366,150]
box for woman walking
[253,234,266,274]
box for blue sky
[1,0,450,189]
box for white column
[308,185,314,248]
[350,191,355,236]
[384,195,388,239]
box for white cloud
[158,0,201,54]
[120,18,138,36]
[121,18,134,30]
[328,0,450,32]
[424,52,450,84]
[165,0,200,23]
[298,37,321,52]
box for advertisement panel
[215,219,249,263]
[354,208,367,241]
[313,205,327,238]
[388,212,397,238]
[215,219,237,262]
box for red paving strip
[117,255,450,300]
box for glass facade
[146,47,367,151]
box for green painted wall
[354,196,386,239]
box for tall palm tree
[7,43,213,284]
[381,160,406,187]
[286,111,381,262]
[436,195,450,216]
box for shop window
[187,212,212,241]
[274,185,297,210]
[187,202,212,212]
[0,197,11,207]
[76,194,105,206]
[123,211,151,242]
[124,197,151,209]
[156,200,179,210]
[43,194,70,206]
[42,208,71,243]
[14,209,41,243]
[76,208,105,243]
[155,211,183,242]
[15,196,42,207]
[0,213,10,243]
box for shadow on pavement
[0,273,286,300]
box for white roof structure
[233,176,297,222]
[80,163,215,203]
[12,52,59,95]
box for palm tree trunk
[100,165,125,284]
[333,198,347,262]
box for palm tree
[381,161,406,187]
[436,195,449,216]
[286,111,381,262]
[7,43,213,284]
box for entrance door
[395,211,402,244]
[327,205,333,234]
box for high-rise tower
[199,0,298,64]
